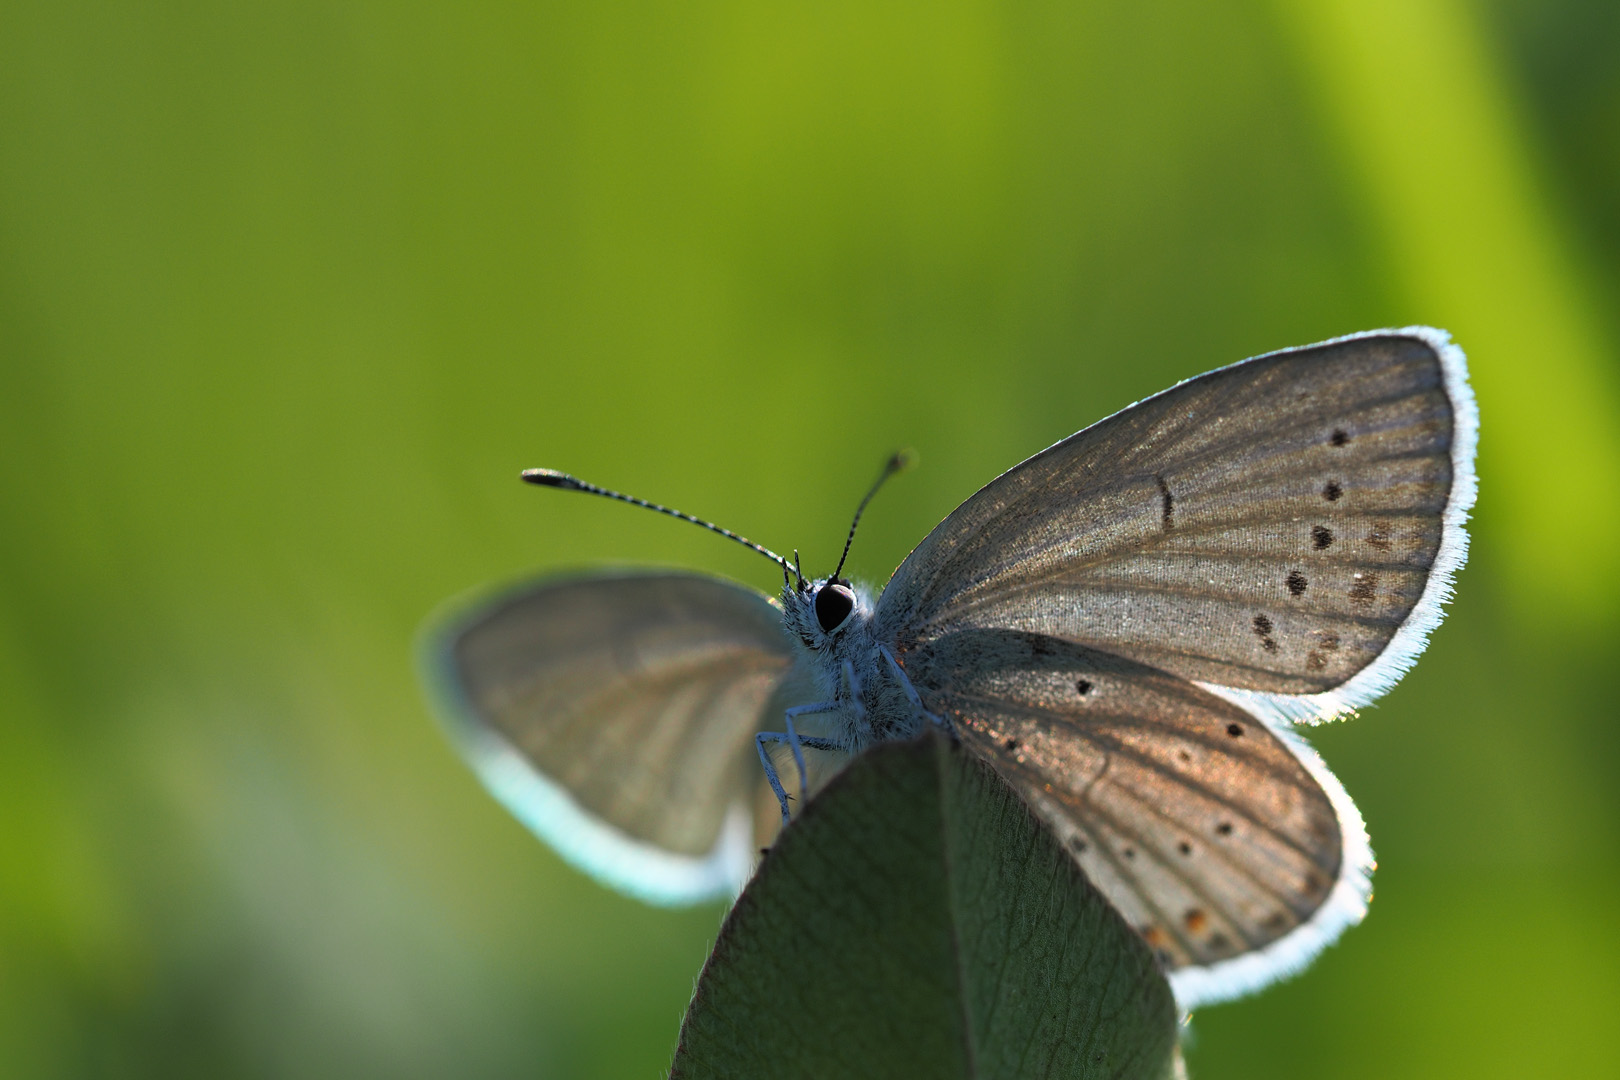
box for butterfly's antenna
[832,449,915,581]
[522,469,791,577]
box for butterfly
[422,327,1477,1008]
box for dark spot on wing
[1312,524,1334,549]
[1184,909,1207,933]
[1349,572,1379,603]
[1178,841,1192,856]
[1304,872,1327,895]
[1226,723,1244,738]
[1323,480,1343,502]
[1331,428,1350,447]
[1123,846,1137,860]
[1155,473,1174,530]
[1252,613,1279,652]
[1262,911,1289,931]
[1177,749,1192,764]
[1208,932,1231,953]
[1216,821,1233,836]
[1368,521,1393,550]
[1310,630,1340,673]
[1075,678,1092,696]
[1070,836,1088,854]
[1003,737,1020,752]
[1287,570,1308,596]
[1141,925,1170,949]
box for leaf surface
[670,733,1179,1080]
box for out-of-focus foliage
[0,1,1615,1077]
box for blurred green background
[2,0,1618,1076]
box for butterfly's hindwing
[902,629,1370,1004]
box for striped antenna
[522,469,795,584]
[832,449,915,581]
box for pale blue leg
[786,700,845,802]
[757,726,843,822]
[879,645,948,730]
[755,733,792,822]
[758,698,839,822]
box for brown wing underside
[879,334,1460,695]
[904,628,1343,970]
[446,572,792,856]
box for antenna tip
[521,468,580,489]
[887,448,917,474]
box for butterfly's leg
[782,701,841,805]
[757,724,842,822]
[878,645,949,731]
[754,735,792,823]
[759,699,840,821]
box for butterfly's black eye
[814,583,856,633]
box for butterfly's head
[781,575,873,651]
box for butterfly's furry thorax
[779,576,931,752]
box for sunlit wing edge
[416,589,756,907]
[1196,325,1479,726]
[1166,704,1374,1009]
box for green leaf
[670,733,1179,1080]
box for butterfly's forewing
[878,328,1477,722]
[424,571,792,905]
[905,629,1370,1007]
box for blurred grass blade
[669,733,1178,1080]
[1274,0,1620,624]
